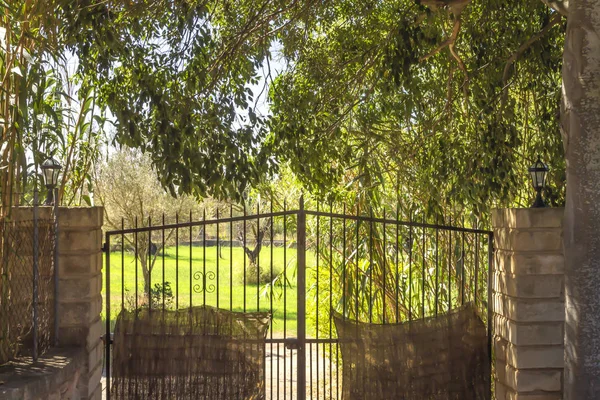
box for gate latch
[285,338,300,350]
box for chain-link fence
[0,218,55,364]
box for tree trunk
[561,0,600,397]
[139,254,151,295]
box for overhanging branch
[419,13,470,96]
[419,17,462,62]
[502,12,563,86]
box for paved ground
[101,343,340,399]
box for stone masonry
[12,207,104,400]
[492,208,565,400]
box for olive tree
[95,149,201,293]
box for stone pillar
[492,208,565,400]
[56,207,103,400]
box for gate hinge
[101,243,109,253]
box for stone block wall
[12,206,104,400]
[492,208,565,400]
[0,348,84,400]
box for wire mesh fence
[0,218,55,364]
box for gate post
[492,208,565,400]
[56,207,104,400]
[297,196,306,400]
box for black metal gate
[103,198,493,399]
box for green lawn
[102,245,301,337]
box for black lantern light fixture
[528,155,549,208]
[41,158,62,205]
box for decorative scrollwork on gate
[192,271,216,294]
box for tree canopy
[3,0,566,217]
[71,0,565,214]
[269,0,566,216]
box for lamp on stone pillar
[41,158,61,205]
[528,155,549,208]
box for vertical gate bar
[135,217,138,310]
[243,205,247,312]
[395,203,400,323]
[422,215,426,319]
[435,224,439,316]
[297,196,307,400]
[125,224,130,397]
[148,216,152,312]
[105,233,111,400]
[270,199,274,400]
[342,204,347,319]
[329,202,333,397]
[315,203,319,399]
[257,203,260,312]
[175,213,179,310]
[203,209,206,306]
[283,200,287,400]
[277,338,280,400]
[230,205,233,312]
[322,342,326,398]
[461,223,466,305]
[162,214,165,311]
[408,212,413,321]
[309,341,313,399]
[383,209,386,323]
[121,220,124,311]
[189,211,192,307]
[290,348,294,400]
[355,205,360,323]
[336,341,340,400]
[53,188,59,346]
[217,209,220,309]
[396,184,401,324]
[487,232,494,399]
[161,213,166,400]
[447,217,452,313]
[369,207,373,323]
[355,202,361,398]
[475,228,480,307]
[270,201,274,318]
[32,190,39,361]
[255,204,263,397]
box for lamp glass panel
[535,170,546,188]
[529,170,538,188]
[43,168,54,186]
[43,165,61,187]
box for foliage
[51,0,566,219]
[149,282,175,310]
[3,0,567,217]
[267,0,566,218]
[61,0,285,201]
[1,1,109,213]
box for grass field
[102,245,303,336]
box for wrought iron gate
[103,198,493,399]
